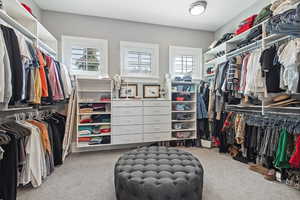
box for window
[169,46,202,79]
[175,55,195,74]
[62,36,108,78]
[120,41,159,81]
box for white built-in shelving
[203,18,296,84]
[76,78,113,148]
[171,81,197,140]
[1,0,57,56]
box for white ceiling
[33,0,259,31]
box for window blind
[126,51,152,74]
[175,55,195,74]
[71,47,101,72]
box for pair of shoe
[249,164,276,181]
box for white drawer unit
[112,100,143,107]
[144,123,171,133]
[143,100,170,107]
[144,107,171,116]
[112,116,143,125]
[112,125,143,136]
[113,134,143,144]
[143,115,171,124]
[144,132,171,142]
[112,107,143,116]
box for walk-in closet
[0,0,300,200]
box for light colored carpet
[17,148,300,200]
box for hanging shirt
[36,49,49,97]
[47,56,64,101]
[274,129,290,169]
[17,121,46,188]
[16,32,32,101]
[1,25,23,104]
[0,29,12,105]
[33,67,42,104]
[239,54,250,94]
[60,64,73,98]
[278,39,300,93]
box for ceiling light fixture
[189,1,207,16]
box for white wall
[214,0,271,39]
[19,0,42,21]
[41,11,214,79]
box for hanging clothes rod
[265,35,294,48]
[227,41,262,58]
[226,107,300,117]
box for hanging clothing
[47,57,64,101]
[274,129,290,169]
[1,25,23,104]
[0,29,12,107]
[36,49,49,98]
[289,135,300,168]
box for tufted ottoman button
[114,146,204,200]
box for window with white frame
[120,41,159,80]
[62,36,108,78]
[169,46,202,79]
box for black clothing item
[237,26,262,48]
[1,25,23,104]
[45,114,66,166]
[259,46,283,93]
[0,132,18,200]
[42,64,54,104]
[214,33,235,48]
[46,118,63,166]
[197,119,210,140]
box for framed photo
[143,85,160,98]
[119,84,138,98]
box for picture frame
[119,84,138,98]
[143,85,160,98]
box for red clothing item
[235,15,257,35]
[36,49,48,97]
[289,135,300,168]
[80,119,93,124]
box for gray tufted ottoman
[114,146,204,200]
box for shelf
[205,74,215,77]
[172,129,196,132]
[172,101,196,103]
[170,136,197,141]
[0,107,33,112]
[4,0,36,22]
[172,91,196,94]
[226,20,266,44]
[78,90,111,93]
[78,133,111,138]
[79,101,111,104]
[37,20,57,51]
[205,42,227,55]
[227,40,262,58]
[77,143,112,148]
[205,55,227,65]
[172,82,196,85]
[172,110,196,113]
[78,112,111,115]
[172,120,196,122]
[78,123,111,126]
[0,10,36,40]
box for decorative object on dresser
[143,85,161,98]
[119,84,138,98]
